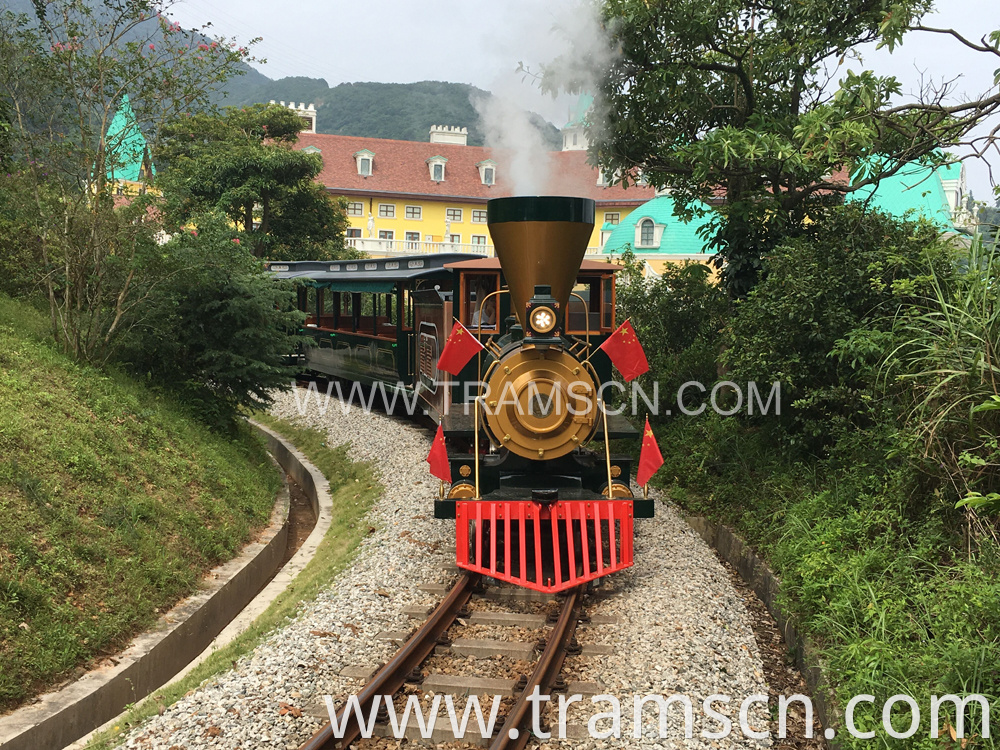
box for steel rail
[298,572,479,750]
[488,586,583,750]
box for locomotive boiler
[438,196,653,593]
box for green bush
[115,213,302,428]
[724,204,953,450]
[615,250,729,421]
[880,239,1000,517]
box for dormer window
[636,218,664,248]
[427,155,448,182]
[639,219,654,245]
[353,149,375,177]
[477,159,497,186]
[301,145,321,155]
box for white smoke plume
[472,1,617,196]
[472,93,551,196]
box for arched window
[639,219,654,246]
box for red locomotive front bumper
[455,499,634,593]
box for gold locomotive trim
[482,345,597,461]
[448,482,476,499]
[601,482,634,498]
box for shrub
[724,204,953,449]
[615,249,729,421]
[882,238,1000,524]
[115,213,302,428]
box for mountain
[1,0,561,149]
[218,78,562,149]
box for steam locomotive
[270,195,652,593]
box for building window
[476,159,497,186]
[346,228,361,238]
[605,212,620,225]
[449,234,461,244]
[405,205,422,220]
[472,209,487,223]
[347,202,364,216]
[405,231,420,249]
[572,133,578,146]
[353,149,375,176]
[427,155,448,182]
[639,219,654,246]
[378,203,395,218]
[446,208,463,222]
[378,230,394,240]
[471,235,487,245]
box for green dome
[603,194,717,255]
[847,160,954,229]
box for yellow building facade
[293,123,655,257]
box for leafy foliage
[552,0,1000,294]
[629,200,1000,746]
[615,249,729,420]
[883,239,1000,518]
[724,204,953,447]
[0,0,254,362]
[157,102,349,260]
[115,213,302,427]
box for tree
[0,0,254,361]
[547,0,1000,295]
[116,212,302,427]
[157,103,350,260]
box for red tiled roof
[445,257,623,271]
[294,133,655,206]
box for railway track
[298,573,588,750]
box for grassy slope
[651,415,1000,749]
[85,413,380,750]
[0,295,281,712]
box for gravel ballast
[110,387,773,749]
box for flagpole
[474,394,480,500]
[600,399,614,499]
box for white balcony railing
[346,237,606,257]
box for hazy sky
[165,0,1000,201]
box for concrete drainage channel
[0,420,332,750]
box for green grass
[0,295,281,712]
[649,413,1000,749]
[84,412,380,750]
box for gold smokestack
[486,196,596,327]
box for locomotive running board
[455,499,634,593]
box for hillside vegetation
[620,205,1000,749]
[0,296,281,712]
[222,78,563,149]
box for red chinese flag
[426,423,450,482]
[437,321,485,376]
[636,417,664,487]
[598,320,649,382]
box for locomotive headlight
[529,306,556,334]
